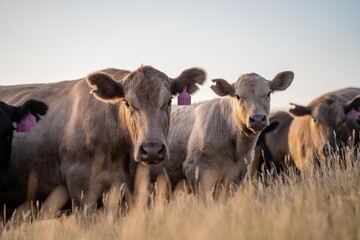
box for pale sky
[0,0,359,109]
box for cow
[0,99,48,191]
[251,111,294,178]
[150,71,294,194]
[0,66,206,213]
[288,87,360,172]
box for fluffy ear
[289,103,312,116]
[270,71,294,91]
[210,79,235,97]
[344,95,360,113]
[171,68,206,95]
[87,72,124,103]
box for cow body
[151,71,294,192]
[288,87,360,171]
[0,66,206,212]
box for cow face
[211,71,294,134]
[290,95,360,145]
[87,66,206,165]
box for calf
[288,87,360,171]
[0,99,48,191]
[151,71,294,193]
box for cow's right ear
[87,72,124,103]
[210,79,235,97]
[289,103,312,116]
[344,95,360,113]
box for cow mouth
[242,126,260,135]
[246,124,267,135]
[248,127,263,135]
[141,159,163,165]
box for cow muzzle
[137,142,168,165]
[247,114,269,134]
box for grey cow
[0,66,206,214]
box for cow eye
[312,117,317,123]
[168,97,173,106]
[236,95,240,100]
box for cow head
[0,100,48,190]
[87,66,206,165]
[289,95,360,146]
[211,71,294,135]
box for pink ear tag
[16,113,36,132]
[346,109,359,120]
[177,86,191,105]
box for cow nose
[247,114,269,132]
[139,142,167,165]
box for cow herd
[0,65,359,216]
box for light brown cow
[0,66,206,213]
[251,111,294,177]
[288,87,360,171]
[150,71,294,192]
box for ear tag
[347,109,359,120]
[16,113,36,132]
[177,86,191,105]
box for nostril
[249,117,255,123]
[140,145,147,156]
[158,144,166,155]
[261,115,267,122]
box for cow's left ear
[87,72,124,103]
[270,71,294,91]
[289,103,312,117]
[171,68,206,95]
[344,95,360,113]
[262,121,279,134]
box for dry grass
[1,147,360,240]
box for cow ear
[87,72,124,103]
[171,68,206,95]
[210,79,235,97]
[344,95,360,113]
[289,103,312,116]
[16,99,48,122]
[270,71,294,91]
[263,121,279,134]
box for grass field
[1,147,360,240]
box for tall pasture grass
[1,146,360,240]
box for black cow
[0,99,48,190]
